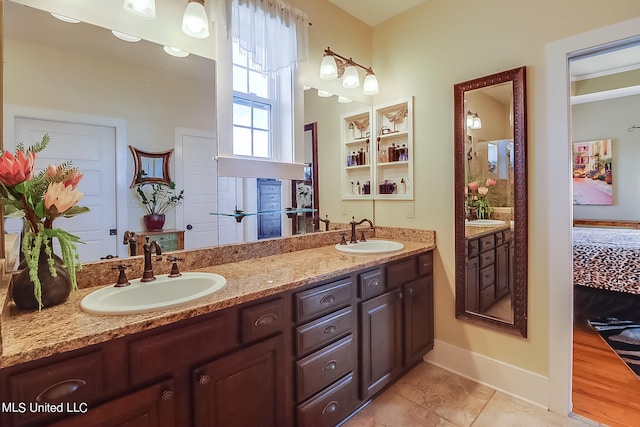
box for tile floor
[343,362,602,427]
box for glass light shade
[342,65,360,88]
[320,55,338,80]
[163,46,190,58]
[317,90,333,98]
[123,0,156,19]
[182,1,210,39]
[50,13,81,23]
[466,114,475,128]
[472,117,482,129]
[338,96,352,104]
[112,30,141,42]
[362,73,379,95]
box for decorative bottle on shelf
[356,181,361,194]
[399,178,406,194]
[390,143,397,162]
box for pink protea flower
[485,178,497,187]
[44,181,84,215]
[46,164,57,178]
[63,170,83,189]
[478,186,489,196]
[468,181,479,192]
[0,150,36,186]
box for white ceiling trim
[571,84,640,104]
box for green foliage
[135,182,184,215]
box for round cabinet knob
[199,375,210,386]
[161,390,174,402]
[186,224,193,230]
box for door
[359,289,402,400]
[176,129,218,250]
[14,118,117,261]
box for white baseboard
[423,339,549,408]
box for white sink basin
[80,272,226,315]
[335,239,404,254]
[466,219,506,227]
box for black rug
[588,318,640,378]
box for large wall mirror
[454,66,528,337]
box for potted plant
[0,134,89,310]
[135,182,184,231]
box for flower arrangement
[465,178,496,220]
[0,134,89,309]
[135,181,184,215]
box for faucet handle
[339,233,348,245]
[113,264,132,287]
[167,256,184,277]
[359,230,367,242]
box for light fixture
[112,30,141,42]
[182,0,210,39]
[163,46,190,58]
[50,13,81,23]
[466,111,482,129]
[319,47,379,95]
[123,0,156,19]
[317,90,333,98]
[338,96,352,104]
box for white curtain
[225,0,309,73]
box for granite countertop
[465,223,512,238]
[0,237,435,368]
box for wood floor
[572,319,640,427]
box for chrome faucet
[349,217,374,243]
[141,237,162,282]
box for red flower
[63,170,83,189]
[0,150,36,186]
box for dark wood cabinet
[359,288,403,400]
[50,380,176,427]
[0,251,434,427]
[192,335,285,427]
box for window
[232,41,276,158]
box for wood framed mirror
[454,66,528,337]
[130,146,173,188]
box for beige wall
[573,94,640,220]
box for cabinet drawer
[129,314,238,384]
[417,252,433,276]
[295,278,353,322]
[467,239,479,257]
[241,298,285,344]
[260,184,281,194]
[480,265,495,288]
[296,306,353,357]
[386,257,417,288]
[479,250,495,268]
[359,268,385,299]
[260,193,280,203]
[297,373,356,427]
[9,351,105,426]
[479,235,495,252]
[296,335,354,402]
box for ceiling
[570,42,640,81]
[328,0,429,27]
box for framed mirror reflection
[130,146,173,187]
[454,66,528,337]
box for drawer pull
[322,360,338,372]
[254,313,278,326]
[321,401,339,415]
[320,294,336,304]
[322,325,337,334]
[198,374,210,386]
[36,379,86,402]
[367,280,380,287]
[161,390,174,402]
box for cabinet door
[403,277,434,367]
[192,335,285,427]
[359,289,402,400]
[495,243,510,298]
[465,256,480,312]
[50,380,176,427]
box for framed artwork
[572,139,613,205]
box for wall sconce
[319,47,379,95]
[123,0,156,20]
[182,0,210,39]
[466,111,482,129]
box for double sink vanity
[0,226,435,427]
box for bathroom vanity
[0,229,434,427]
